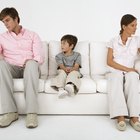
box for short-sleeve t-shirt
[107,35,140,72]
[55,51,81,69]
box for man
[0,7,44,128]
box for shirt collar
[118,35,132,45]
[62,51,74,56]
[7,26,25,36]
[19,27,25,35]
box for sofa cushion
[95,77,140,93]
[39,41,48,79]
[44,77,96,94]
[13,79,45,92]
[90,42,109,76]
[95,78,108,93]
[48,41,90,77]
[78,77,96,93]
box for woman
[107,14,140,131]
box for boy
[51,34,82,98]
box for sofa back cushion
[90,42,109,76]
[40,41,48,79]
[48,41,90,77]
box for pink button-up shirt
[0,27,44,67]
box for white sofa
[0,41,140,115]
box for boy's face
[61,40,73,53]
[2,15,19,32]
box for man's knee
[25,60,38,68]
[0,60,8,69]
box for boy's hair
[0,7,20,23]
[61,34,78,50]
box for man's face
[2,15,18,32]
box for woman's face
[123,19,137,36]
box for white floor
[0,115,140,140]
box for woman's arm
[107,48,137,72]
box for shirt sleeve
[106,38,114,49]
[137,36,140,48]
[0,44,2,54]
[55,54,63,66]
[0,37,3,54]
[75,53,82,68]
[32,33,44,64]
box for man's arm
[0,43,4,60]
[32,33,44,64]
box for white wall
[0,0,140,42]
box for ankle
[117,116,125,123]
[130,117,139,123]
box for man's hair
[0,7,20,23]
[61,34,78,50]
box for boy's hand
[65,67,71,73]
[65,65,79,73]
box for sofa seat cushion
[95,78,108,93]
[44,77,96,94]
[95,77,140,93]
[13,79,45,92]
